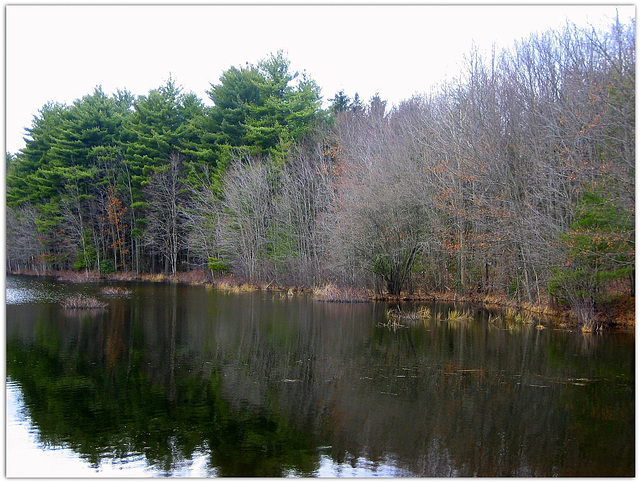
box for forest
[6,19,635,329]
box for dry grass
[106,271,141,281]
[504,307,518,320]
[106,270,211,284]
[61,295,107,309]
[385,308,404,324]
[216,281,256,292]
[504,307,534,324]
[143,273,167,283]
[55,271,102,283]
[386,306,431,322]
[445,308,473,322]
[416,306,432,320]
[381,306,433,330]
[313,284,371,302]
[205,274,259,292]
[100,286,132,296]
[175,269,211,285]
[488,313,502,325]
[380,309,406,329]
[44,269,215,285]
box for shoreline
[6,269,634,331]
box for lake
[5,275,635,477]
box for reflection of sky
[313,454,410,478]
[5,379,214,477]
[5,287,44,305]
[5,277,66,305]
[7,378,411,477]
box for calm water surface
[5,275,635,477]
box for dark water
[5,275,635,477]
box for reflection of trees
[105,303,127,368]
[314,317,634,476]
[6,282,635,476]
[6,291,321,476]
[7,337,320,476]
[178,291,633,476]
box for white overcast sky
[5,3,634,155]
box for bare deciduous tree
[143,152,188,275]
[6,204,44,273]
[220,157,275,282]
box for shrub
[100,259,115,274]
[208,257,231,274]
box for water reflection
[5,275,70,304]
[5,276,635,477]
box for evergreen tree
[123,79,205,271]
[206,65,262,150]
[207,51,321,161]
[6,88,134,270]
[7,103,67,206]
[329,90,352,113]
[124,78,203,197]
[549,184,635,328]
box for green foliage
[73,259,87,271]
[130,227,144,240]
[124,78,205,198]
[549,184,634,304]
[7,103,67,206]
[329,90,352,113]
[208,257,230,274]
[100,259,115,274]
[73,230,97,271]
[207,51,321,161]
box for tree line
[6,20,635,325]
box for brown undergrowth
[596,295,636,330]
